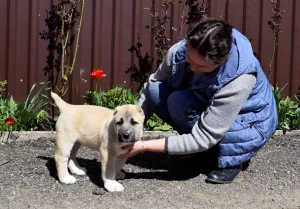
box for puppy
[50,92,145,192]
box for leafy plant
[35,109,52,131]
[184,0,210,24]
[277,97,300,134]
[0,96,17,132]
[126,0,210,91]
[272,83,288,113]
[126,0,188,93]
[296,85,300,102]
[0,81,53,132]
[40,0,85,97]
[84,85,172,131]
[85,90,106,106]
[146,113,173,131]
[85,85,138,109]
[145,0,186,68]
[126,35,154,92]
[127,0,204,131]
[0,80,7,98]
[272,83,300,133]
[18,81,52,129]
[267,0,285,81]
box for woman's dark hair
[186,20,233,66]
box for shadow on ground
[37,150,217,187]
[37,156,104,188]
[125,152,217,180]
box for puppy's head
[112,105,145,143]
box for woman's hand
[119,141,144,158]
[119,138,166,158]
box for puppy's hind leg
[54,133,77,184]
[68,142,87,176]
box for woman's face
[186,41,217,73]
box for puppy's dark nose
[122,133,130,140]
[118,133,131,142]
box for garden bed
[1,130,300,145]
[0,130,179,144]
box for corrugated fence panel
[227,0,245,33]
[37,1,52,85]
[131,0,153,91]
[114,0,133,88]
[74,0,94,105]
[260,0,275,83]
[276,0,293,97]
[0,0,8,92]
[100,0,113,92]
[244,0,261,60]
[7,0,18,99]
[210,0,228,20]
[0,0,299,105]
[292,0,300,97]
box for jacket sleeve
[165,73,257,154]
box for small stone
[92,189,105,195]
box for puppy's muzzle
[118,132,135,143]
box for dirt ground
[0,134,300,209]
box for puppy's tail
[51,92,68,112]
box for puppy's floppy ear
[113,106,121,115]
[135,105,144,116]
[113,109,118,116]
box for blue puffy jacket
[169,28,278,168]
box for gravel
[0,134,300,209]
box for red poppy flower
[4,116,14,126]
[90,69,107,79]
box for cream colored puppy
[50,92,145,192]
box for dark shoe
[205,160,250,184]
[205,166,242,184]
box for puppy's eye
[116,118,123,125]
[131,119,138,125]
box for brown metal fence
[0,0,299,104]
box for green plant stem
[63,7,74,49]
[268,34,277,81]
[220,0,227,20]
[179,2,185,40]
[61,4,66,96]
[70,0,85,75]
[104,79,108,91]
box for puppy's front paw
[70,167,87,176]
[59,175,77,184]
[68,160,87,176]
[104,180,124,192]
[76,167,87,175]
[116,171,126,180]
